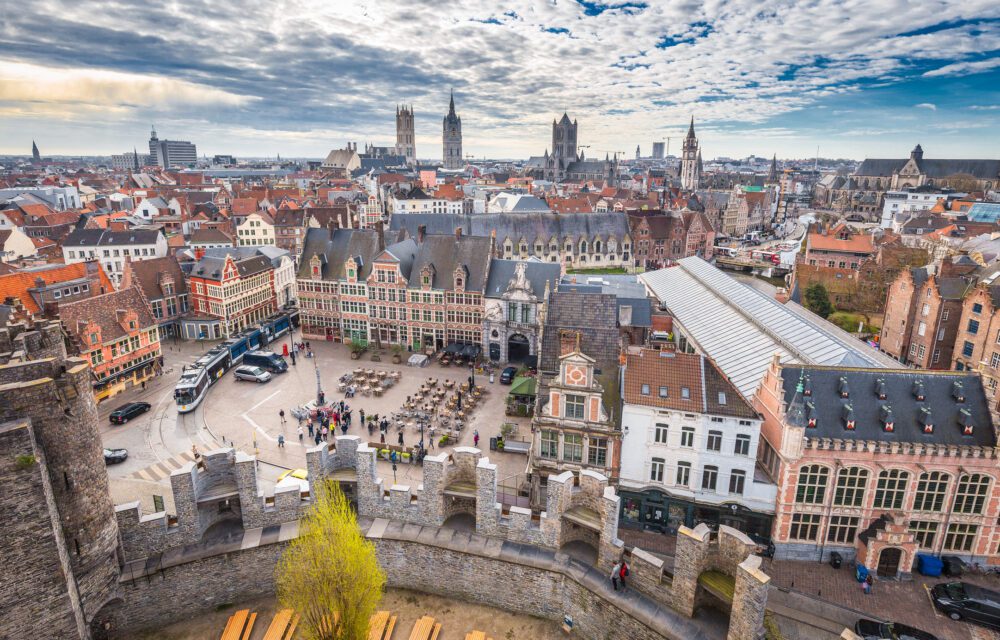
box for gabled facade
[235,211,275,247]
[60,287,162,402]
[528,347,621,505]
[121,255,190,339]
[187,253,276,338]
[483,260,560,364]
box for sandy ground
[134,588,564,640]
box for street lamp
[314,352,324,405]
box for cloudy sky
[1,1,999,161]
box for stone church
[395,104,416,166]
[540,113,619,185]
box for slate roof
[190,227,233,244]
[780,365,995,447]
[272,208,306,227]
[201,245,290,270]
[60,286,157,344]
[296,227,381,281]
[407,234,491,292]
[856,158,1000,179]
[623,349,757,419]
[125,256,189,301]
[484,259,561,299]
[190,254,272,282]
[388,212,630,243]
[63,228,162,247]
[557,276,651,328]
[539,290,619,374]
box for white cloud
[923,58,1000,77]
[914,103,937,111]
[969,105,1000,111]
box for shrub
[14,454,36,470]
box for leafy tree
[804,283,834,318]
[276,480,385,640]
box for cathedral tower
[680,116,701,190]
[396,105,416,166]
[32,140,40,162]
[442,92,463,170]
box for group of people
[295,400,353,446]
[610,559,631,592]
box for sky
[1,1,999,161]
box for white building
[62,228,168,286]
[135,196,170,221]
[0,227,35,263]
[881,187,958,230]
[390,187,447,214]
[236,212,276,247]
[618,348,777,539]
[0,186,81,210]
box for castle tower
[442,91,463,170]
[395,105,416,166]
[32,140,40,162]
[0,321,121,639]
[681,116,701,191]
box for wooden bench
[368,610,398,640]
[220,609,255,640]
[465,632,493,640]
[262,609,292,640]
[407,615,441,640]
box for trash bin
[489,436,498,452]
[943,555,966,577]
[829,551,843,569]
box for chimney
[417,225,426,243]
[375,220,385,253]
[455,227,462,240]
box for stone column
[169,463,201,545]
[597,485,622,569]
[421,453,448,526]
[355,445,382,518]
[728,555,770,640]
[475,457,499,537]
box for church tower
[442,92,463,170]
[546,113,579,182]
[31,140,40,162]
[680,116,701,190]
[395,105,416,166]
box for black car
[109,401,151,424]
[103,448,128,465]
[932,582,1000,629]
[499,366,518,385]
[854,619,937,640]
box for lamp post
[314,352,324,405]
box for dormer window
[879,405,894,432]
[129,320,136,330]
[838,376,850,398]
[919,407,933,434]
[312,265,320,277]
[89,332,98,344]
[875,378,887,400]
[913,380,926,402]
[842,404,855,430]
[959,409,974,435]
[456,278,463,288]
[953,380,965,403]
[802,376,812,397]
[422,275,430,286]
[806,402,817,428]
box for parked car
[243,350,288,373]
[854,619,937,640]
[932,582,1000,629]
[233,365,272,383]
[103,448,128,465]
[499,366,518,385]
[109,401,151,424]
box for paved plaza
[99,332,532,511]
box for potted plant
[438,434,450,447]
[391,345,404,365]
[401,452,411,462]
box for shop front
[619,487,773,544]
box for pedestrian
[322,425,329,441]
[610,561,621,591]
[861,579,869,595]
[341,422,348,435]
[141,380,146,390]
[380,432,386,444]
[306,341,311,352]
[398,431,404,446]
[865,574,873,594]
[346,410,352,426]
[297,425,303,441]
[428,435,434,449]
[619,560,629,591]
[314,432,321,446]
[339,400,345,413]
[360,409,366,425]
[277,434,285,448]
[473,429,479,448]
[279,409,286,424]
[307,420,314,437]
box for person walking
[322,425,329,441]
[380,432,386,444]
[610,561,621,591]
[619,560,629,592]
[473,430,479,448]
[398,431,404,446]
[277,434,285,448]
[307,419,314,438]
[279,409,286,424]
[341,421,348,435]
[360,409,366,425]
[297,425,303,442]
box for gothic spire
[686,116,696,139]
[448,90,456,116]
[768,153,778,182]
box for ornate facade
[482,260,560,364]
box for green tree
[804,283,834,318]
[276,480,385,640]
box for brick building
[272,208,307,259]
[528,346,621,505]
[880,261,976,368]
[60,287,162,401]
[753,357,1000,575]
[804,223,875,269]
[951,279,1000,408]
[628,210,715,270]
[0,261,113,320]
[539,290,621,375]
[121,255,190,339]
[187,252,276,339]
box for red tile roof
[0,262,113,314]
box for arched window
[954,474,992,515]
[795,465,829,504]
[873,469,909,510]
[594,241,602,253]
[914,471,950,512]
[580,241,588,253]
[834,467,869,507]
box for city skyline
[1,1,998,160]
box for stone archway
[442,512,476,532]
[89,597,124,640]
[508,333,530,363]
